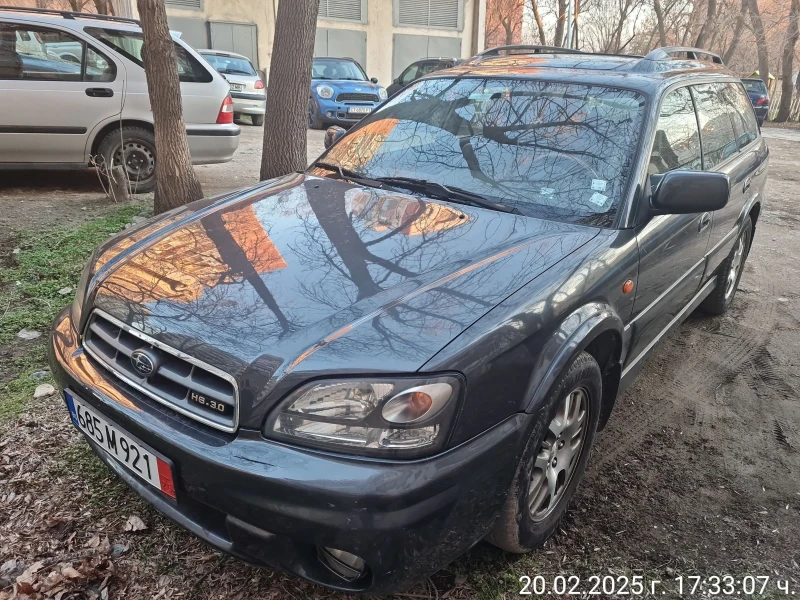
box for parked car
[0,7,240,193]
[386,57,458,96]
[50,45,767,594]
[741,77,770,126]
[198,49,266,126]
[308,56,386,129]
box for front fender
[523,302,623,417]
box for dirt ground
[1,126,799,599]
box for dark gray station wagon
[50,46,768,593]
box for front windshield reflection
[322,78,645,226]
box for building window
[319,0,366,23]
[165,0,203,11]
[395,0,462,30]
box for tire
[251,114,264,127]
[96,126,157,194]
[308,98,324,130]
[487,352,602,553]
[233,112,242,123]
[701,215,753,315]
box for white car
[198,50,266,126]
[0,7,240,193]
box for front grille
[82,310,239,432]
[335,92,379,103]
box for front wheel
[251,113,264,127]
[487,352,602,553]
[96,126,157,194]
[308,98,324,130]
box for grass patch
[0,202,145,421]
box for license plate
[64,390,176,498]
[348,106,372,114]
[229,83,244,92]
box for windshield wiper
[374,177,522,215]
[311,162,384,189]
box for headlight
[378,87,388,100]
[316,84,334,99]
[265,375,462,458]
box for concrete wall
[125,0,483,88]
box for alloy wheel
[527,387,589,521]
[725,235,745,301]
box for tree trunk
[722,0,746,64]
[530,0,547,45]
[746,0,770,94]
[260,0,319,181]
[553,0,568,47]
[136,0,203,213]
[653,0,667,46]
[503,19,514,45]
[775,0,800,122]
[694,0,717,48]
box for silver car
[198,50,266,126]
[0,8,240,194]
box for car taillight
[216,95,234,124]
[254,79,265,90]
[756,95,769,106]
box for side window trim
[688,85,706,170]
[689,82,741,172]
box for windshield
[312,58,367,81]
[742,80,767,94]
[201,53,256,76]
[318,77,646,226]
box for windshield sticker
[591,179,607,192]
[589,192,608,207]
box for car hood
[312,79,382,94]
[90,174,599,408]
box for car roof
[437,46,738,96]
[0,7,142,32]
[197,49,251,61]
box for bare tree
[260,0,320,181]
[775,0,799,121]
[137,0,203,213]
[553,0,569,47]
[529,0,547,44]
[722,0,747,63]
[653,0,668,46]
[486,0,525,46]
[746,0,771,92]
[695,0,718,47]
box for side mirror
[651,170,729,214]
[324,125,346,149]
[393,77,399,84]
[370,77,379,84]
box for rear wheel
[701,215,752,315]
[96,126,157,194]
[251,114,264,127]
[487,352,602,553]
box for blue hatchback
[308,57,387,129]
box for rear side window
[398,63,419,85]
[719,82,759,149]
[742,79,767,94]
[649,87,702,175]
[690,84,739,169]
[0,22,115,82]
[85,27,212,83]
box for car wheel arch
[523,303,623,429]
[89,119,155,160]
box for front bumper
[49,307,530,593]
[753,106,769,123]
[186,124,240,165]
[317,100,379,126]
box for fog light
[318,546,367,581]
[327,111,334,117]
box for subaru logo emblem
[130,348,158,377]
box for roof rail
[0,6,140,25]
[476,44,585,58]
[643,46,723,65]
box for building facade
[120,0,486,86]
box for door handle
[698,212,711,232]
[85,87,114,98]
[743,176,752,192]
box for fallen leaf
[124,515,147,532]
[16,581,35,595]
[86,534,100,548]
[61,566,81,579]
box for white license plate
[348,106,372,114]
[229,83,244,92]
[65,390,176,498]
